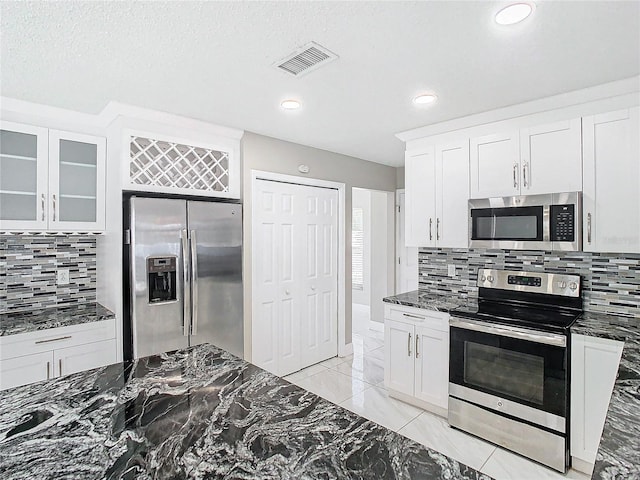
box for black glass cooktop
[451,300,582,333]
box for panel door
[300,185,339,367]
[0,351,54,390]
[570,334,623,465]
[436,140,470,248]
[395,190,418,294]
[520,118,582,195]
[0,121,49,230]
[470,131,520,198]
[49,130,106,231]
[54,339,117,377]
[583,107,640,253]
[384,319,415,396]
[252,179,302,376]
[414,325,449,408]
[405,148,436,247]
[187,201,243,358]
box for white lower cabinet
[384,304,449,416]
[0,319,117,390]
[570,333,624,473]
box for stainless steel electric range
[448,268,582,473]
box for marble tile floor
[283,305,590,480]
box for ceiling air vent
[274,42,338,77]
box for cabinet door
[570,334,623,466]
[583,107,640,253]
[436,140,470,248]
[384,319,415,396]
[54,339,117,377]
[0,351,54,390]
[0,121,49,230]
[414,325,449,408]
[405,148,436,247]
[520,119,582,195]
[470,131,520,198]
[49,130,106,231]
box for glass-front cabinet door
[49,130,106,231]
[0,121,49,230]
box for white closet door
[300,186,339,367]
[253,179,302,375]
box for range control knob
[558,281,567,289]
[569,282,578,291]
[481,275,486,282]
[487,275,495,283]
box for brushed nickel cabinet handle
[429,218,433,241]
[46,361,50,380]
[436,218,440,241]
[59,359,63,376]
[35,335,71,344]
[41,194,45,221]
[408,332,412,356]
[52,194,57,221]
[513,165,518,188]
[415,335,419,358]
[587,213,592,244]
[523,164,528,188]
[403,313,424,320]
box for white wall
[242,132,398,360]
[352,188,371,307]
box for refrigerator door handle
[181,229,190,337]
[190,229,198,336]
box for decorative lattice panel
[129,136,230,192]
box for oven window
[464,341,544,405]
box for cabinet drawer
[0,351,54,390]
[0,319,116,360]
[384,303,449,332]
[54,339,117,377]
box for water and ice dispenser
[147,256,177,303]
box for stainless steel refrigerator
[125,196,243,359]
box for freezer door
[130,197,190,358]
[187,201,243,357]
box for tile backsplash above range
[419,248,640,318]
[0,235,97,314]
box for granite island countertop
[0,343,491,480]
[383,289,474,312]
[0,302,115,336]
[572,312,640,480]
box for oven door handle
[449,317,566,347]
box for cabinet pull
[408,332,412,356]
[513,165,518,188]
[523,164,528,188]
[429,218,433,241]
[415,335,419,358]
[52,194,57,221]
[46,361,50,380]
[403,313,424,320]
[35,335,72,344]
[587,213,592,244]
[436,218,440,241]
[59,359,63,376]
[41,194,45,221]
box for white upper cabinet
[470,131,520,198]
[582,107,640,253]
[520,119,582,195]
[0,121,49,230]
[0,122,106,232]
[470,119,582,198]
[405,140,469,248]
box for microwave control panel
[550,204,575,242]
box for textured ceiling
[1,1,639,166]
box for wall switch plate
[57,269,70,285]
[448,264,456,277]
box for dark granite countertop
[0,302,115,337]
[383,289,473,312]
[0,343,490,480]
[572,312,640,480]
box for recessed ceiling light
[495,3,534,25]
[281,99,301,110]
[413,94,437,105]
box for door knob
[311,286,316,291]
[285,290,290,295]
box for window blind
[352,207,364,290]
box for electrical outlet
[57,269,70,285]
[448,264,456,277]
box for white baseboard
[339,342,353,357]
[368,320,384,332]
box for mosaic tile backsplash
[0,235,97,314]
[418,248,640,318]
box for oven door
[449,317,567,433]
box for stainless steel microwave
[468,192,581,251]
